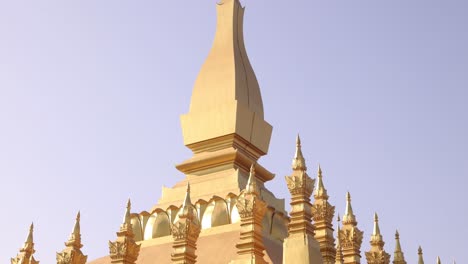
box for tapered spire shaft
[109,199,140,264]
[171,182,201,264]
[343,192,356,225]
[365,213,389,264]
[57,211,87,264]
[335,215,344,264]
[418,246,425,264]
[284,135,322,263]
[339,192,363,264]
[392,230,406,264]
[312,164,336,264]
[292,134,307,171]
[232,165,268,264]
[11,223,39,264]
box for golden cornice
[176,142,274,182]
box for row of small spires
[293,134,454,264]
[11,135,455,264]
[12,188,453,263]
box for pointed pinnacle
[26,222,34,243]
[123,199,131,225]
[292,134,307,171]
[394,229,402,252]
[373,212,381,235]
[73,211,81,235]
[245,163,259,195]
[183,182,192,208]
[315,164,328,198]
[418,246,422,254]
[437,256,441,264]
[345,192,354,215]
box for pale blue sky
[1,1,467,263]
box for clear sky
[1,0,467,263]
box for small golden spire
[336,214,341,248]
[373,212,381,236]
[335,214,344,264]
[66,211,82,248]
[395,230,401,250]
[418,246,425,264]
[73,211,81,236]
[245,163,259,195]
[437,256,441,264]
[123,198,131,225]
[25,222,34,246]
[178,182,198,221]
[292,134,307,171]
[182,182,192,209]
[393,229,406,264]
[11,223,39,264]
[343,192,357,225]
[315,164,328,198]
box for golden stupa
[11,1,433,264]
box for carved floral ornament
[365,250,391,264]
[11,256,39,264]
[311,202,335,222]
[285,171,315,196]
[56,251,88,264]
[108,238,140,262]
[171,220,201,241]
[235,193,267,218]
[338,227,364,249]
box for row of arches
[129,195,288,242]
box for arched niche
[211,197,230,227]
[230,204,241,224]
[131,215,143,242]
[226,194,240,224]
[143,210,171,240]
[201,197,230,229]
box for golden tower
[10,1,446,263]
[335,215,344,264]
[11,223,40,264]
[392,230,406,264]
[283,136,323,263]
[339,192,363,264]
[230,165,268,264]
[56,212,88,264]
[108,200,141,264]
[364,213,390,264]
[171,183,201,264]
[312,164,336,264]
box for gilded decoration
[339,227,364,249]
[365,251,391,264]
[311,201,335,223]
[285,171,314,196]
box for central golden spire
[180,0,272,156]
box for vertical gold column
[364,213,390,264]
[171,183,201,264]
[312,165,336,264]
[283,135,323,264]
[230,165,268,264]
[335,215,344,264]
[108,200,141,264]
[339,192,363,264]
[56,211,88,264]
